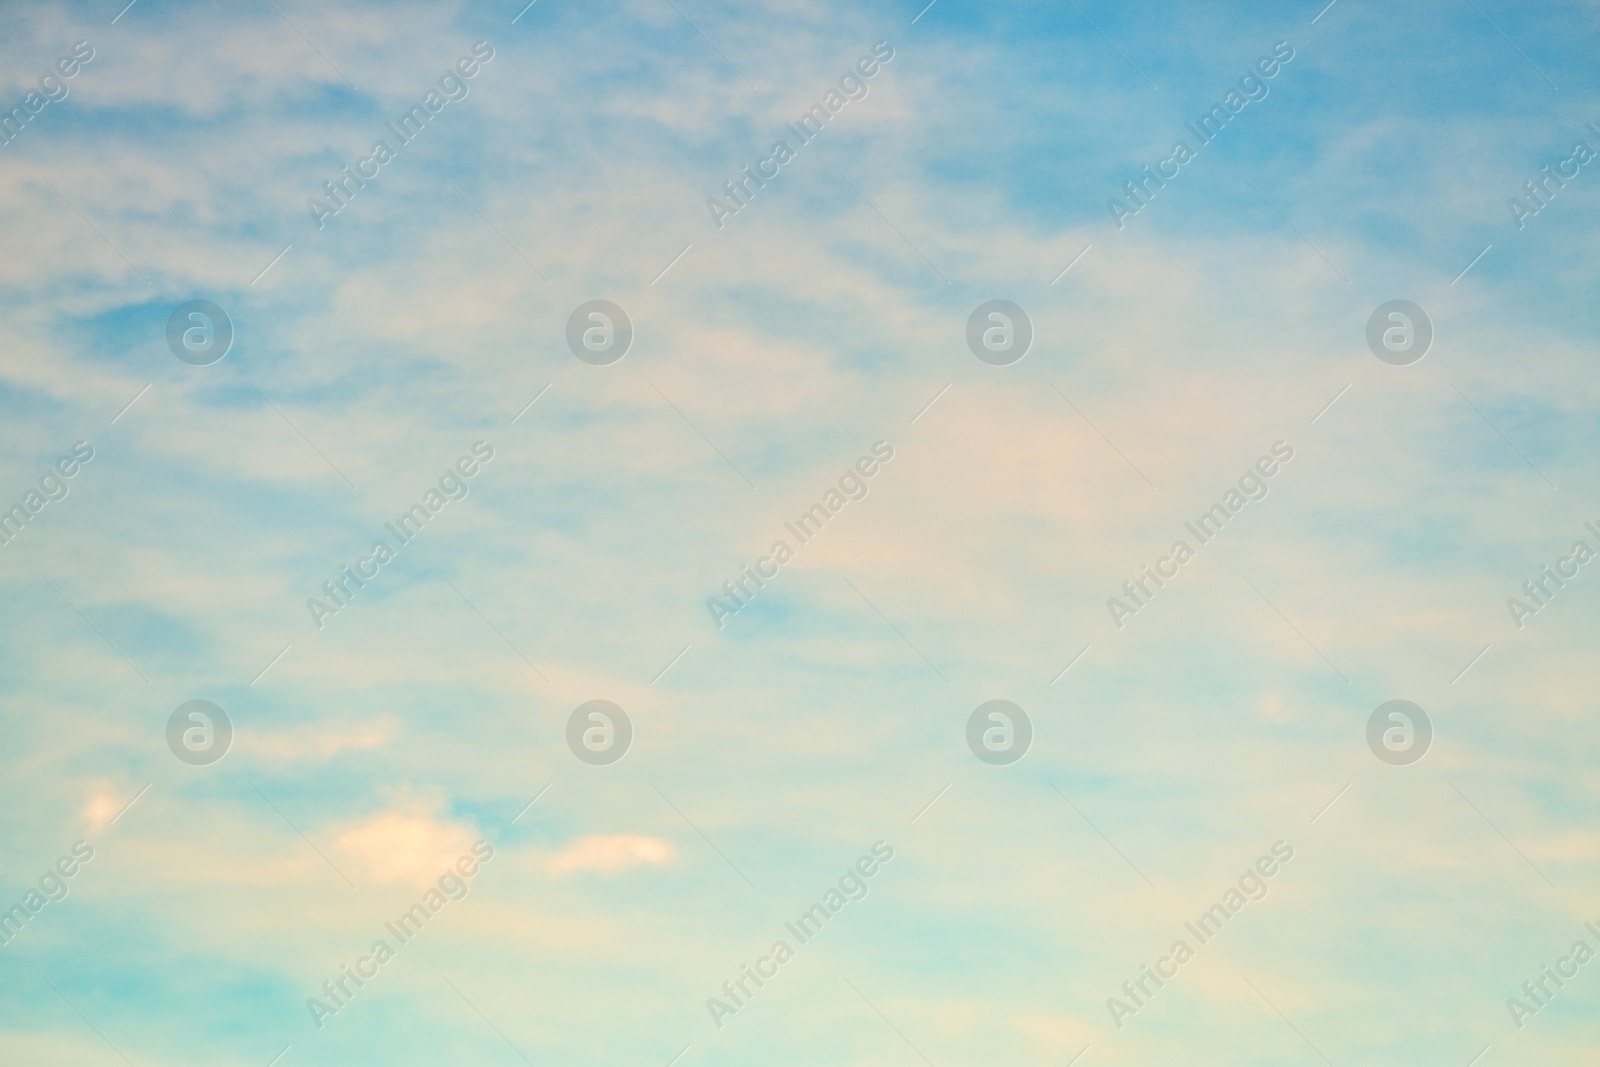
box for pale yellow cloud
[334,798,477,888]
[248,717,395,762]
[81,790,122,834]
[547,834,676,875]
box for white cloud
[247,717,394,761]
[333,795,477,888]
[81,788,123,834]
[547,834,676,875]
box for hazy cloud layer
[1,2,1598,1066]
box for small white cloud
[547,834,675,875]
[250,718,395,762]
[82,791,122,834]
[334,796,477,888]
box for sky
[1,0,1599,1065]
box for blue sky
[2,1,1599,1065]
